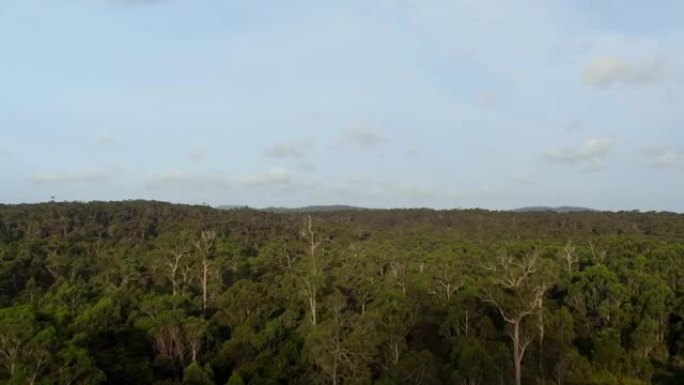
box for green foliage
[225,372,244,385]
[592,328,624,372]
[451,337,496,384]
[183,362,215,385]
[1,201,684,384]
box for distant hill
[511,206,597,213]
[260,205,368,213]
[216,204,598,214]
[215,205,251,210]
[215,204,368,213]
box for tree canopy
[1,201,684,384]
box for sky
[1,0,683,211]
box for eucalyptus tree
[305,291,376,385]
[300,215,323,327]
[481,249,550,385]
[0,305,52,384]
[194,230,218,315]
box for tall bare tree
[301,215,322,326]
[183,317,208,363]
[560,240,578,273]
[168,247,188,296]
[193,230,217,315]
[428,250,466,307]
[482,250,548,385]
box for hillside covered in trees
[1,201,684,385]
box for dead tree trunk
[483,250,547,385]
[301,215,321,326]
[193,230,216,315]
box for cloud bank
[644,148,684,169]
[341,128,387,147]
[583,55,666,88]
[264,140,312,159]
[146,171,229,190]
[187,148,206,162]
[240,167,292,188]
[32,168,116,184]
[545,137,613,170]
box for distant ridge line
[510,206,597,213]
[216,204,598,214]
[216,204,368,213]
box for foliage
[0,201,683,384]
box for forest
[1,201,684,385]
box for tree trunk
[303,216,320,327]
[513,319,522,385]
[308,282,317,326]
[170,262,178,296]
[202,259,209,314]
[332,356,338,385]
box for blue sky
[1,0,683,210]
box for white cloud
[583,55,666,88]
[240,167,292,188]
[146,171,229,189]
[32,168,116,184]
[296,161,316,172]
[512,173,537,185]
[95,134,117,146]
[331,176,460,201]
[341,128,387,147]
[264,139,312,159]
[565,120,582,133]
[475,92,501,106]
[644,147,684,169]
[394,184,443,198]
[405,146,421,162]
[545,137,613,170]
[188,148,206,162]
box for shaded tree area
[1,201,684,384]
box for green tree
[225,372,245,385]
[183,362,215,385]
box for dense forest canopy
[1,201,684,385]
